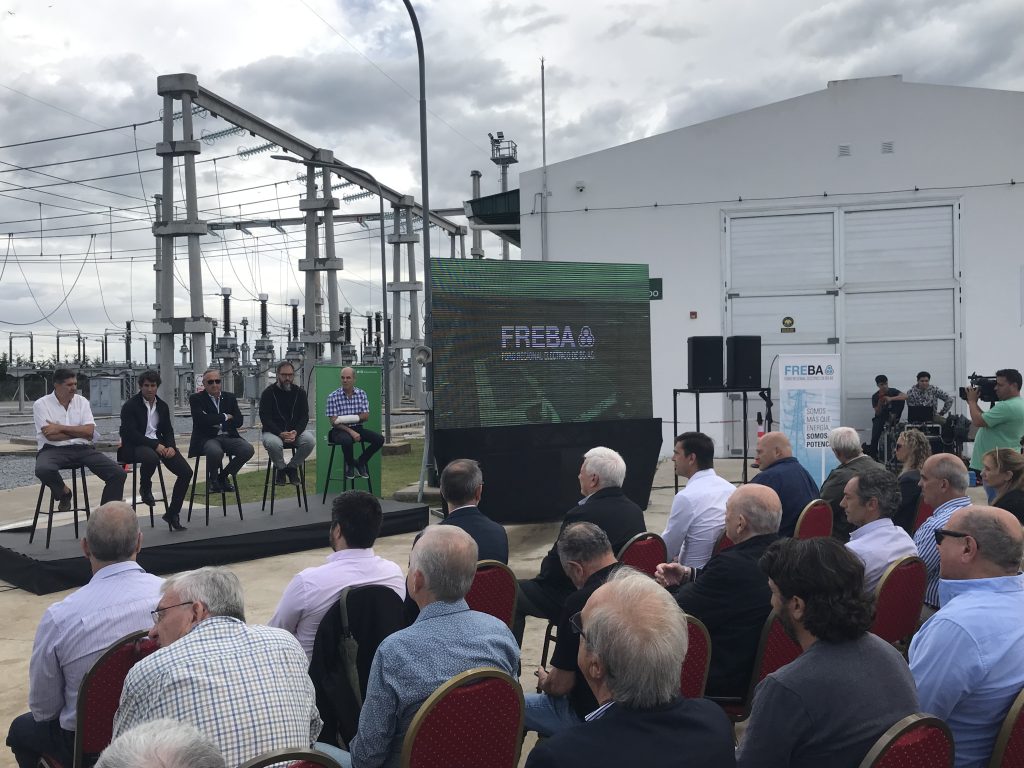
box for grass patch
[192,438,426,504]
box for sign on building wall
[778,354,841,485]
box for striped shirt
[114,616,321,767]
[913,496,972,607]
[325,387,370,420]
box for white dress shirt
[662,468,736,567]
[33,392,95,449]
[846,518,919,593]
[144,397,159,440]
[268,547,406,659]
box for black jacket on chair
[119,392,178,454]
[187,391,244,458]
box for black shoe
[275,469,289,486]
[162,512,187,532]
[219,474,236,493]
[140,487,157,507]
[287,467,301,487]
[56,489,72,513]
[207,477,224,494]
[356,463,369,479]
[345,463,356,480]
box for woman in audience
[982,448,1024,524]
[893,428,930,533]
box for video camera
[959,372,999,404]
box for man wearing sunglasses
[187,369,254,493]
[911,454,972,611]
[909,506,1024,768]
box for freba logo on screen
[500,325,596,349]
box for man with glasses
[911,454,972,612]
[187,369,254,493]
[259,361,314,487]
[7,502,161,768]
[910,506,1024,768]
[114,567,322,767]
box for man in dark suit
[187,369,254,493]
[525,569,735,768]
[656,484,780,698]
[513,446,646,643]
[438,459,508,563]
[119,370,193,531]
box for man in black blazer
[187,369,254,493]
[525,569,735,768]
[438,459,508,563]
[656,484,781,698]
[513,447,646,643]
[119,370,193,530]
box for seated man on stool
[120,370,193,531]
[34,368,126,510]
[260,361,315,487]
[187,369,254,493]
[325,367,384,480]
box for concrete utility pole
[470,170,484,259]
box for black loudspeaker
[727,335,761,388]
[687,336,723,390]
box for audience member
[912,454,972,610]
[841,468,918,593]
[325,367,385,481]
[525,569,736,768]
[656,484,780,697]
[96,719,225,768]
[983,448,1024,524]
[525,522,619,736]
[188,369,254,493]
[514,446,645,643]
[749,432,819,537]
[662,432,735,566]
[893,428,931,533]
[342,526,519,768]
[438,458,509,563]
[819,427,881,541]
[34,368,126,511]
[909,506,1024,768]
[6,502,162,768]
[269,491,405,660]
[736,538,918,768]
[967,369,1024,501]
[870,375,904,458]
[114,567,321,767]
[260,360,315,487]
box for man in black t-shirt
[524,522,618,736]
[869,375,903,459]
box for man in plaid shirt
[113,567,323,767]
[325,367,385,480]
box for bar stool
[261,446,309,515]
[187,455,243,526]
[117,447,165,528]
[321,441,373,504]
[30,467,90,549]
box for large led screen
[431,260,653,430]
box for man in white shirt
[841,467,918,593]
[662,432,735,567]
[268,491,406,659]
[34,368,126,511]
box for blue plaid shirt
[913,496,972,607]
[326,387,370,420]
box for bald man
[912,453,972,609]
[749,432,819,537]
[909,506,1024,768]
[325,367,385,480]
[655,485,781,697]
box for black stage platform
[0,496,429,596]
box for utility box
[90,377,124,416]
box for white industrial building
[519,75,1024,456]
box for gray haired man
[819,426,882,541]
[97,720,224,768]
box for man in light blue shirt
[7,502,162,768]
[909,505,1024,768]
[912,454,972,608]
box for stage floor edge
[0,497,428,596]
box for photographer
[966,369,1024,501]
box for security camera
[575,181,586,192]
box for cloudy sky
[1,0,1023,361]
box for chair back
[713,530,735,555]
[465,560,517,629]
[715,611,802,722]
[74,630,159,766]
[871,556,927,645]
[794,499,833,539]
[912,501,934,534]
[989,687,1024,768]
[401,668,524,768]
[680,615,711,698]
[858,713,953,768]
[238,748,342,768]
[309,585,406,747]
[616,532,668,577]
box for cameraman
[966,368,1024,501]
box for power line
[0,114,162,151]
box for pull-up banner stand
[778,354,841,486]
